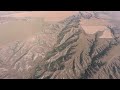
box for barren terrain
[0,11,120,79]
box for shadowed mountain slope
[33,12,120,79]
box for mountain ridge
[33,12,120,79]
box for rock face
[0,17,60,79]
[33,12,120,79]
[0,11,120,79]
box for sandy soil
[80,18,110,26]
[0,11,113,48]
[0,11,79,48]
[80,18,113,38]
[3,11,79,22]
[0,19,45,47]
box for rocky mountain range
[0,11,120,79]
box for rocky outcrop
[33,12,120,79]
